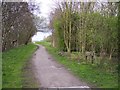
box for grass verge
[36,41,118,88]
[2,43,37,88]
[0,52,2,89]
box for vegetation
[2,1,43,88]
[0,53,1,89]
[39,2,119,88]
[49,2,118,59]
[48,1,118,87]
[36,41,118,88]
[2,2,37,51]
[2,43,37,88]
[1,0,119,89]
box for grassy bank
[0,52,2,89]
[36,41,118,88]
[2,43,37,88]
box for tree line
[49,1,118,66]
[2,2,37,51]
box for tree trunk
[109,48,114,60]
[52,32,55,47]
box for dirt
[29,45,90,89]
[22,55,40,88]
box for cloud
[32,32,52,41]
[34,0,54,18]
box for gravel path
[32,45,90,89]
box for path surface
[32,45,90,88]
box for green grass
[2,43,37,88]
[0,52,2,90]
[36,41,118,88]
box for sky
[32,32,52,42]
[33,0,55,18]
[31,0,54,41]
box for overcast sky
[32,0,53,41]
[32,0,55,18]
